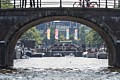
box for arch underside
[6,16,116,67]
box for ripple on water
[0,58,120,80]
[0,67,120,80]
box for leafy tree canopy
[1,0,13,9]
[85,29,103,48]
[20,27,43,45]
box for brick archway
[6,16,116,67]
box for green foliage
[85,29,103,48]
[1,0,13,9]
[59,34,65,41]
[20,27,43,45]
[69,33,74,40]
[50,26,56,44]
[79,26,86,44]
[41,25,56,45]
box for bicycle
[73,0,82,7]
[73,0,98,8]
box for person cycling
[79,0,82,7]
[85,0,90,7]
[73,0,98,8]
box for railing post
[119,0,120,8]
[114,0,116,8]
[37,0,38,8]
[99,0,100,8]
[105,0,107,8]
[60,0,62,7]
[33,0,35,8]
[14,0,15,8]
[40,0,41,7]
[20,0,21,8]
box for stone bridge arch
[6,15,116,68]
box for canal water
[0,57,120,80]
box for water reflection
[0,57,120,80]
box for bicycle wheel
[89,2,98,8]
[73,2,82,7]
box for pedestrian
[30,0,35,8]
[79,0,82,7]
[22,0,27,8]
[85,0,90,7]
[22,0,35,8]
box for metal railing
[0,0,119,9]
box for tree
[79,25,86,44]
[20,27,43,45]
[85,29,103,48]
[59,33,65,41]
[50,26,56,44]
[1,0,13,9]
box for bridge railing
[0,0,119,9]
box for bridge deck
[0,0,119,9]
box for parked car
[31,53,45,57]
[96,51,108,59]
[25,50,33,57]
[25,50,45,57]
[82,51,96,58]
[53,53,62,57]
[65,53,75,57]
[86,51,97,58]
